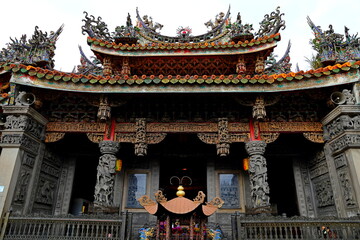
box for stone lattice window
[219,173,240,208]
[126,173,147,208]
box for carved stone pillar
[322,104,360,217]
[0,106,47,217]
[94,140,119,208]
[245,140,271,211]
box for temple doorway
[47,133,99,215]
[154,134,211,201]
[266,133,322,217]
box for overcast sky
[1,0,359,72]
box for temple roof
[88,33,280,57]
[2,61,359,93]
[82,7,285,57]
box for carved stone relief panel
[4,115,45,140]
[308,150,326,169]
[12,154,35,213]
[309,161,328,179]
[300,161,315,217]
[0,134,40,154]
[22,153,35,168]
[308,150,336,216]
[54,158,75,215]
[313,177,334,208]
[13,168,31,204]
[325,115,360,140]
[329,134,360,153]
[40,162,61,178]
[35,176,56,206]
[293,160,308,217]
[54,163,68,215]
[334,154,347,169]
[338,169,357,208]
[42,150,62,176]
[30,149,62,213]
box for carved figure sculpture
[236,56,246,74]
[252,96,266,120]
[97,95,111,121]
[205,12,224,30]
[142,15,163,32]
[255,56,265,73]
[342,89,356,105]
[215,12,225,27]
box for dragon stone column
[245,140,271,212]
[94,140,119,209]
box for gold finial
[171,176,192,197]
[176,185,185,197]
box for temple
[0,6,360,240]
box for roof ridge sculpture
[135,6,231,43]
[265,40,292,74]
[81,7,286,45]
[255,6,285,38]
[0,25,63,69]
[308,16,360,65]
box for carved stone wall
[0,106,50,216]
[293,158,316,217]
[54,158,76,215]
[322,105,360,217]
[32,149,62,214]
[11,153,35,214]
[308,150,336,217]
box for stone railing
[0,212,132,240]
[232,213,360,240]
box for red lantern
[243,158,249,171]
[115,159,122,172]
